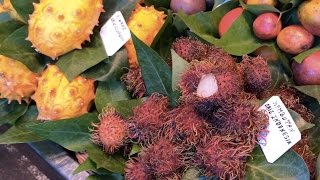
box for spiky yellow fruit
[32,65,95,120]
[0,55,38,103]
[27,0,104,59]
[0,0,24,22]
[125,5,166,68]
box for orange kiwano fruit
[32,65,95,120]
[218,7,244,37]
[27,0,104,59]
[0,55,38,103]
[125,5,166,68]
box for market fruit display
[0,0,320,179]
[27,0,104,59]
[32,65,95,120]
[0,55,38,103]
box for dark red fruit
[121,67,146,98]
[170,0,206,15]
[291,51,320,85]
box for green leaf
[82,48,129,81]
[0,20,23,43]
[0,26,43,72]
[182,167,201,180]
[268,60,293,91]
[132,32,172,96]
[56,34,108,81]
[0,106,45,144]
[293,86,320,102]
[27,113,99,152]
[245,147,310,179]
[86,174,123,180]
[129,144,141,156]
[288,109,315,132]
[107,98,145,118]
[95,80,130,113]
[144,0,171,8]
[86,144,126,174]
[279,0,302,12]
[240,0,280,15]
[0,99,28,125]
[293,39,320,63]
[10,0,39,23]
[74,158,97,174]
[100,0,138,25]
[171,49,189,90]
[0,12,11,22]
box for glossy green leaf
[0,26,43,72]
[144,0,171,8]
[74,158,97,174]
[10,0,39,23]
[82,48,129,81]
[288,109,315,132]
[132,32,172,96]
[279,0,302,12]
[129,144,141,156]
[100,0,138,25]
[171,49,189,90]
[0,20,23,43]
[56,34,108,81]
[0,99,28,125]
[240,0,280,15]
[86,174,123,180]
[86,144,126,174]
[107,98,145,118]
[95,80,130,113]
[268,60,293,91]
[293,86,320,102]
[245,147,310,179]
[0,12,10,22]
[27,113,99,152]
[0,106,45,144]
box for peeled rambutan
[195,135,253,179]
[241,55,271,94]
[140,138,183,177]
[161,105,210,146]
[125,157,154,180]
[91,107,128,154]
[128,93,169,144]
[121,67,146,98]
[178,60,243,104]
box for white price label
[100,11,131,56]
[258,96,301,163]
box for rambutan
[161,105,210,146]
[128,93,169,144]
[121,67,146,98]
[178,60,243,104]
[241,55,271,94]
[172,37,208,62]
[91,107,128,154]
[140,138,184,177]
[125,157,154,180]
[195,136,253,179]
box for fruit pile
[0,0,319,179]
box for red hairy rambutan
[125,157,154,180]
[172,37,208,62]
[241,55,271,94]
[161,105,211,146]
[141,138,184,177]
[128,93,169,144]
[178,60,244,104]
[195,136,253,179]
[121,67,146,98]
[91,107,128,154]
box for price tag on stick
[258,96,301,163]
[100,11,131,56]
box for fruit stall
[0,0,319,179]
